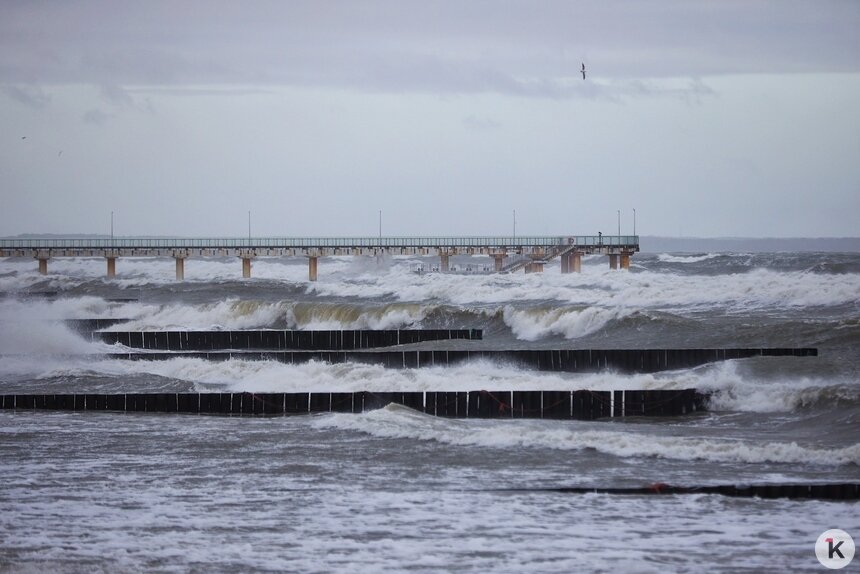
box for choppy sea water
[0,252,858,572]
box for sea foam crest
[657,253,721,263]
[316,404,860,466]
[501,305,634,340]
[2,256,859,311]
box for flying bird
[581,63,586,80]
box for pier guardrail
[0,235,639,250]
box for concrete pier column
[38,258,48,275]
[525,262,545,274]
[609,254,619,270]
[106,257,116,278]
[561,252,582,274]
[175,257,185,281]
[493,255,506,273]
[242,257,252,278]
[620,253,631,270]
[571,252,582,273]
[308,256,318,282]
[440,254,450,273]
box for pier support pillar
[106,257,116,278]
[38,258,48,275]
[440,254,449,273]
[561,252,582,274]
[620,253,631,270]
[242,257,252,278]
[308,256,318,282]
[493,255,506,273]
[175,257,185,281]
[525,262,544,274]
[609,254,619,270]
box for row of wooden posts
[1,389,706,419]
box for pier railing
[0,235,639,250]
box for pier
[0,235,639,281]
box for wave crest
[316,405,860,466]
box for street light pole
[633,208,637,236]
[513,209,516,239]
[248,211,251,241]
[617,210,621,237]
[110,211,114,243]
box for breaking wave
[656,253,721,263]
[316,404,860,466]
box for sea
[0,251,858,573]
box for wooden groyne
[90,328,483,350]
[0,389,706,419]
[504,483,860,500]
[65,318,133,331]
[96,348,817,373]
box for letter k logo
[828,538,845,560]
[816,529,855,569]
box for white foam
[286,301,430,330]
[316,404,860,465]
[306,261,860,312]
[3,411,856,573]
[115,299,291,331]
[0,297,116,355]
[657,253,720,263]
[502,305,634,340]
[2,256,858,314]
[5,353,852,419]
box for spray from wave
[0,297,116,354]
[657,253,721,264]
[501,305,636,340]
[4,355,855,416]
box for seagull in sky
[581,62,586,80]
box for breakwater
[0,389,705,418]
[95,347,817,373]
[508,483,860,500]
[91,328,483,350]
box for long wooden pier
[0,235,639,280]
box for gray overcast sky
[1,0,859,237]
